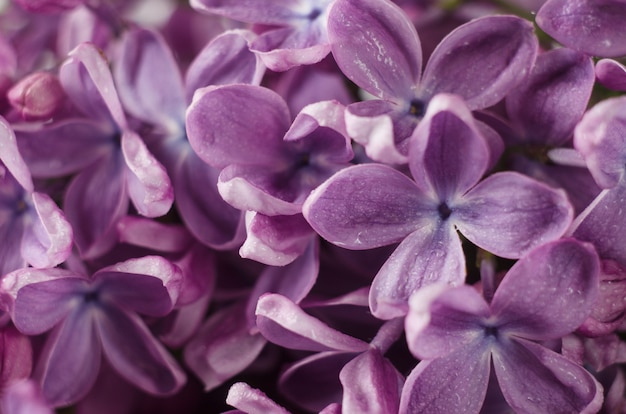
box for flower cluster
[0,0,624,412]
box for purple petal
[595,59,626,91]
[226,382,290,414]
[455,172,573,258]
[255,293,369,352]
[186,84,290,168]
[36,309,101,407]
[64,154,128,259]
[115,28,186,126]
[21,192,73,269]
[536,0,626,57]
[505,48,595,146]
[6,269,87,335]
[328,0,421,101]
[405,284,489,360]
[93,256,183,317]
[574,96,626,189]
[303,164,432,249]
[121,131,173,218]
[0,117,32,192]
[97,304,186,396]
[399,339,491,414]
[116,216,193,253]
[409,94,490,199]
[491,238,600,340]
[0,325,33,386]
[183,302,266,391]
[240,212,315,266]
[190,0,302,25]
[369,223,465,320]
[339,349,403,414]
[185,29,264,101]
[1,380,53,414]
[420,15,538,109]
[493,338,603,414]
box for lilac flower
[304,94,573,319]
[327,0,538,163]
[190,0,335,71]
[0,256,186,407]
[402,238,602,413]
[536,0,626,58]
[7,72,66,121]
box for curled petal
[226,382,290,414]
[252,27,331,72]
[595,58,626,91]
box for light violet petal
[217,165,302,216]
[97,305,186,396]
[94,255,183,314]
[399,339,490,414]
[409,94,490,198]
[596,59,626,91]
[185,29,264,101]
[285,100,349,143]
[36,309,101,407]
[1,380,53,414]
[21,192,73,269]
[174,151,245,250]
[8,271,87,335]
[340,349,403,414]
[240,212,315,266]
[328,0,421,101]
[420,15,538,109]
[190,0,302,25]
[116,216,193,253]
[115,28,186,126]
[183,302,266,391]
[255,293,369,352]
[572,185,626,265]
[0,117,33,192]
[61,42,127,128]
[344,100,409,164]
[369,223,466,320]
[493,338,603,414]
[405,284,489,360]
[303,163,432,249]
[64,154,128,259]
[536,0,626,57]
[574,96,626,189]
[252,27,331,72]
[491,238,600,340]
[505,48,595,146]
[455,172,573,258]
[121,131,173,218]
[226,382,290,414]
[186,84,290,169]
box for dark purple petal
[183,302,266,391]
[505,48,595,146]
[0,205,27,277]
[0,325,33,386]
[328,0,421,101]
[455,172,573,258]
[339,349,403,414]
[595,59,626,91]
[399,339,491,414]
[493,338,603,414]
[186,84,290,168]
[369,223,465,320]
[409,94,490,199]
[97,304,186,396]
[115,28,186,126]
[574,96,626,189]
[185,29,264,101]
[491,238,600,340]
[256,293,369,352]
[420,15,538,109]
[36,309,101,407]
[226,382,290,414]
[304,164,434,249]
[536,0,626,57]
[405,284,489,360]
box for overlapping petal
[595,59,626,91]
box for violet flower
[304,94,573,319]
[402,238,602,413]
[327,0,538,163]
[0,256,186,407]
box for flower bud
[7,72,65,121]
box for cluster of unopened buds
[0,0,625,412]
